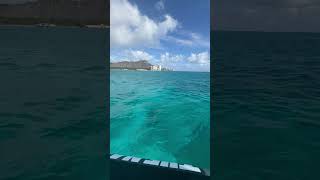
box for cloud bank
[110,0,178,48]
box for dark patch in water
[0,62,20,70]
[296,119,320,128]
[0,113,46,121]
[34,63,56,69]
[80,65,106,72]
[23,101,48,107]
[0,112,16,118]
[41,117,105,139]
[0,123,24,129]
[0,57,13,61]
[15,113,47,122]
[55,96,89,103]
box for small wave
[1,112,46,122]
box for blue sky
[110,0,210,72]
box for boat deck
[110,154,210,180]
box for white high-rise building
[151,65,162,71]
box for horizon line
[211,29,320,34]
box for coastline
[0,16,109,29]
[0,23,109,29]
[110,68,210,73]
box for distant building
[151,65,162,71]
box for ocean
[0,26,108,180]
[2,26,320,179]
[212,31,320,179]
[110,70,210,169]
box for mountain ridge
[110,60,152,70]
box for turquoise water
[110,70,210,169]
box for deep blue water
[0,26,108,180]
[110,70,210,169]
[213,31,320,179]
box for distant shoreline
[110,60,173,72]
[110,68,210,73]
[0,17,109,29]
[0,23,109,29]
[110,67,171,72]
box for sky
[110,0,210,72]
[212,0,320,32]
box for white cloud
[158,51,210,72]
[111,50,154,62]
[187,51,210,65]
[173,38,194,46]
[159,51,210,65]
[155,0,165,11]
[160,52,184,63]
[190,33,210,47]
[110,55,117,62]
[125,50,154,61]
[111,0,178,48]
[168,32,210,47]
